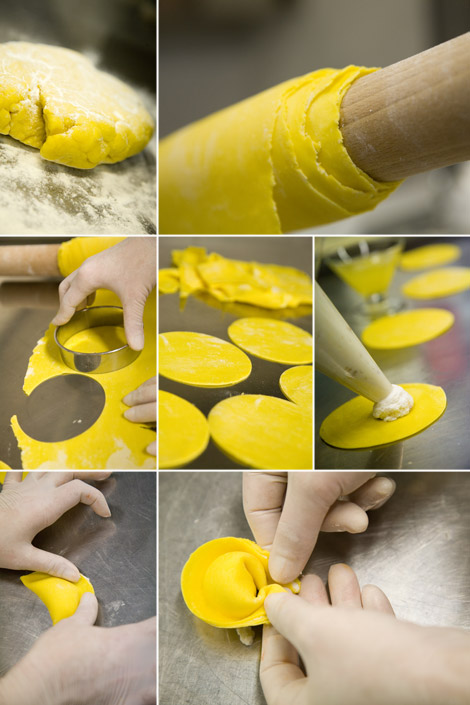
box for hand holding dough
[0,593,156,704]
[52,237,157,351]
[0,42,154,169]
[243,472,395,583]
[0,472,110,581]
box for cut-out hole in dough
[16,374,105,443]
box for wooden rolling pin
[0,244,61,277]
[340,33,470,181]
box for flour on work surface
[0,134,156,234]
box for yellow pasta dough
[320,383,446,450]
[361,309,454,350]
[0,42,153,169]
[279,366,312,407]
[21,572,94,624]
[402,268,470,299]
[66,326,128,353]
[400,244,461,271]
[181,537,300,628]
[228,318,312,365]
[208,394,312,469]
[159,247,313,310]
[11,237,156,469]
[160,66,400,234]
[158,391,209,469]
[159,332,252,387]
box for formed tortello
[208,394,312,469]
[159,331,252,387]
[158,390,209,469]
[181,537,301,628]
[228,318,312,365]
[0,42,154,168]
[319,383,446,450]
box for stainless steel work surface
[315,236,470,469]
[0,471,156,675]
[159,236,313,469]
[0,275,62,469]
[0,2,156,235]
[159,471,470,705]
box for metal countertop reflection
[159,471,470,705]
[315,236,470,470]
[0,276,61,468]
[0,472,156,675]
[159,237,313,469]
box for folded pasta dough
[160,66,401,234]
[181,537,300,628]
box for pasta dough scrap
[279,366,312,407]
[228,318,312,365]
[208,394,312,469]
[181,537,300,628]
[402,268,470,299]
[400,244,461,271]
[159,390,209,469]
[158,247,312,310]
[160,66,401,234]
[0,42,154,169]
[159,332,252,388]
[11,237,156,469]
[361,309,454,350]
[320,383,446,450]
[21,572,94,624]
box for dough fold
[21,572,94,624]
[159,66,401,234]
[181,537,300,628]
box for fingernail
[122,392,135,406]
[269,556,292,584]
[123,408,135,421]
[129,335,144,351]
[62,568,80,582]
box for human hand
[243,472,396,583]
[123,377,156,456]
[0,472,111,581]
[0,592,156,705]
[262,564,470,705]
[51,237,156,351]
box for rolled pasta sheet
[159,66,401,234]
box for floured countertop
[0,131,156,234]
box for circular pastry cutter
[16,306,140,443]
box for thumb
[25,546,80,583]
[122,295,146,351]
[264,591,322,660]
[69,591,99,626]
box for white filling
[236,626,255,646]
[372,384,414,422]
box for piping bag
[315,282,393,403]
